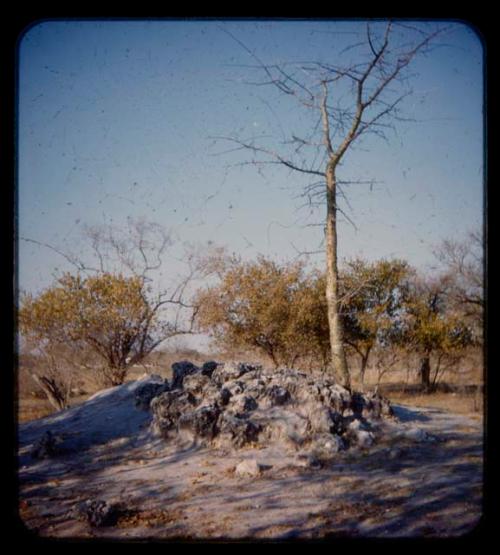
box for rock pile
[140,361,394,461]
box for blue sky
[17,19,484,306]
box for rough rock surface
[149,361,394,459]
[134,376,170,411]
[234,459,268,477]
[75,499,120,527]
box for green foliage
[400,275,474,355]
[195,257,329,367]
[19,272,162,386]
[397,274,475,389]
[339,258,411,381]
[195,253,476,387]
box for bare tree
[19,337,95,410]
[433,230,484,345]
[215,21,447,388]
[21,217,201,338]
[19,218,205,391]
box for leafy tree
[399,274,474,391]
[340,258,410,387]
[19,272,195,389]
[196,257,330,368]
[289,270,331,371]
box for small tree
[19,218,202,398]
[19,272,196,389]
[400,274,474,391]
[196,257,310,367]
[433,229,484,344]
[340,258,410,388]
[19,338,78,410]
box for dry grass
[17,397,55,423]
[387,390,484,417]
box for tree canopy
[20,272,179,386]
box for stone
[310,433,345,461]
[350,392,367,417]
[134,380,170,411]
[295,452,323,469]
[217,413,262,448]
[354,430,375,449]
[171,360,200,390]
[201,360,219,377]
[150,389,197,438]
[401,427,435,443]
[182,372,211,396]
[230,394,258,414]
[76,499,120,527]
[234,459,264,477]
[178,404,220,442]
[251,406,309,447]
[344,418,375,448]
[329,410,346,435]
[212,362,262,386]
[366,391,394,418]
[219,387,232,406]
[268,385,290,406]
[149,360,394,454]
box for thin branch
[20,237,100,274]
[211,136,324,177]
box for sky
[17,19,484,343]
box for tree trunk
[325,167,350,389]
[30,373,68,411]
[359,349,371,391]
[419,354,431,392]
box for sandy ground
[17,378,483,540]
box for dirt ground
[17,400,483,540]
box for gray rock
[355,430,375,448]
[329,410,346,435]
[182,372,211,396]
[150,359,394,454]
[234,459,264,477]
[150,389,197,438]
[268,385,290,406]
[218,413,262,448]
[219,387,232,406]
[252,407,309,447]
[212,362,262,385]
[134,380,169,411]
[344,418,375,448]
[201,360,219,377]
[75,499,120,527]
[178,404,220,442]
[310,433,345,461]
[400,427,436,443]
[295,452,323,469]
[230,394,258,414]
[171,360,200,390]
